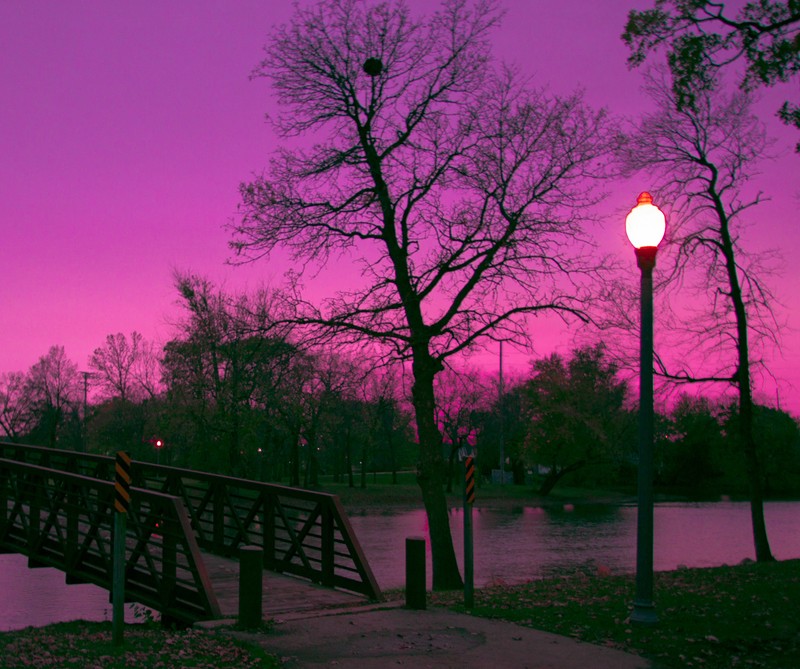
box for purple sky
[1,1,798,415]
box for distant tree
[232,0,611,589]
[162,274,294,473]
[522,344,633,496]
[618,71,780,561]
[471,375,528,483]
[133,337,163,400]
[86,397,148,456]
[659,394,724,492]
[89,332,143,402]
[0,371,35,441]
[622,0,800,148]
[300,352,363,488]
[358,366,410,484]
[725,403,800,497]
[25,345,80,447]
[434,366,487,493]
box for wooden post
[464,456,475,609]
[66,482,78,572]
[239,545,263,629]
[213,484,225,552]
[28,471,42,552]
[0,462,8,529]
[113,451,132,647]
[112,511,127,645]
[405,536,426,610]
[261,495,275,570]
[162,511,177,610]
[321,503,334,586]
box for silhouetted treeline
[3,317,798,498]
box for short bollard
[405,536,426,610]
[239,545,263,629]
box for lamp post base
[631,599,659,626]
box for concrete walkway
[225,604,655,669]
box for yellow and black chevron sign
[115,451,132,513]
[465,455,475,505]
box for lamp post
[626,192,666,626]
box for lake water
[1,501,798,630]
[348,501,800,589]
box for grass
[0,621,279,669]
[430,559,800,669]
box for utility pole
[81,371,90,452]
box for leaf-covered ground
[431,559,800,669]
[3,560,798,668]
[0,622,278,669]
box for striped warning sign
[465,455,475,505]
[115,451,132,513]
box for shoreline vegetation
[1,485,797,668]
[319,475,795,513]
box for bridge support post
[321,505,334,587]
[112,511,127,646]
[239,545,263,629]
[213,486,225,552]
[405,536,426,610]
[27,471,42,552]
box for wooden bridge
[0,441,382,624]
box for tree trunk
[345,429,354,488]
[290,431,300,487]
[714,192,774,562]
[412,355,463,590]
[390,432,397,485]
[739,388,774,561]
[360,442,367,489]
[363,122,461,587]
[537,461,586,496]
[445,442,458,494]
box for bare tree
[132,337,163,400]
[89,332,143,402]
[163,274,294,473]
[618,70,781,561]
[232,0,611,588]
[26,345,80,447]
[0,371,35,441]
[434,365,487,493]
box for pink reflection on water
[0,553,147,631]
[349,501,800,590]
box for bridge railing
[0,457,221,623]
[0,442,382,601]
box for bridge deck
[202,553,367,619]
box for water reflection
[0,553,145,632]
[349,501,800,589]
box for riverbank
[321,478,642,513]
[314,473,799,513]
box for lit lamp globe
[625,192,665,268]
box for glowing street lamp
[150,437,164,466]
[626,192,665,626]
